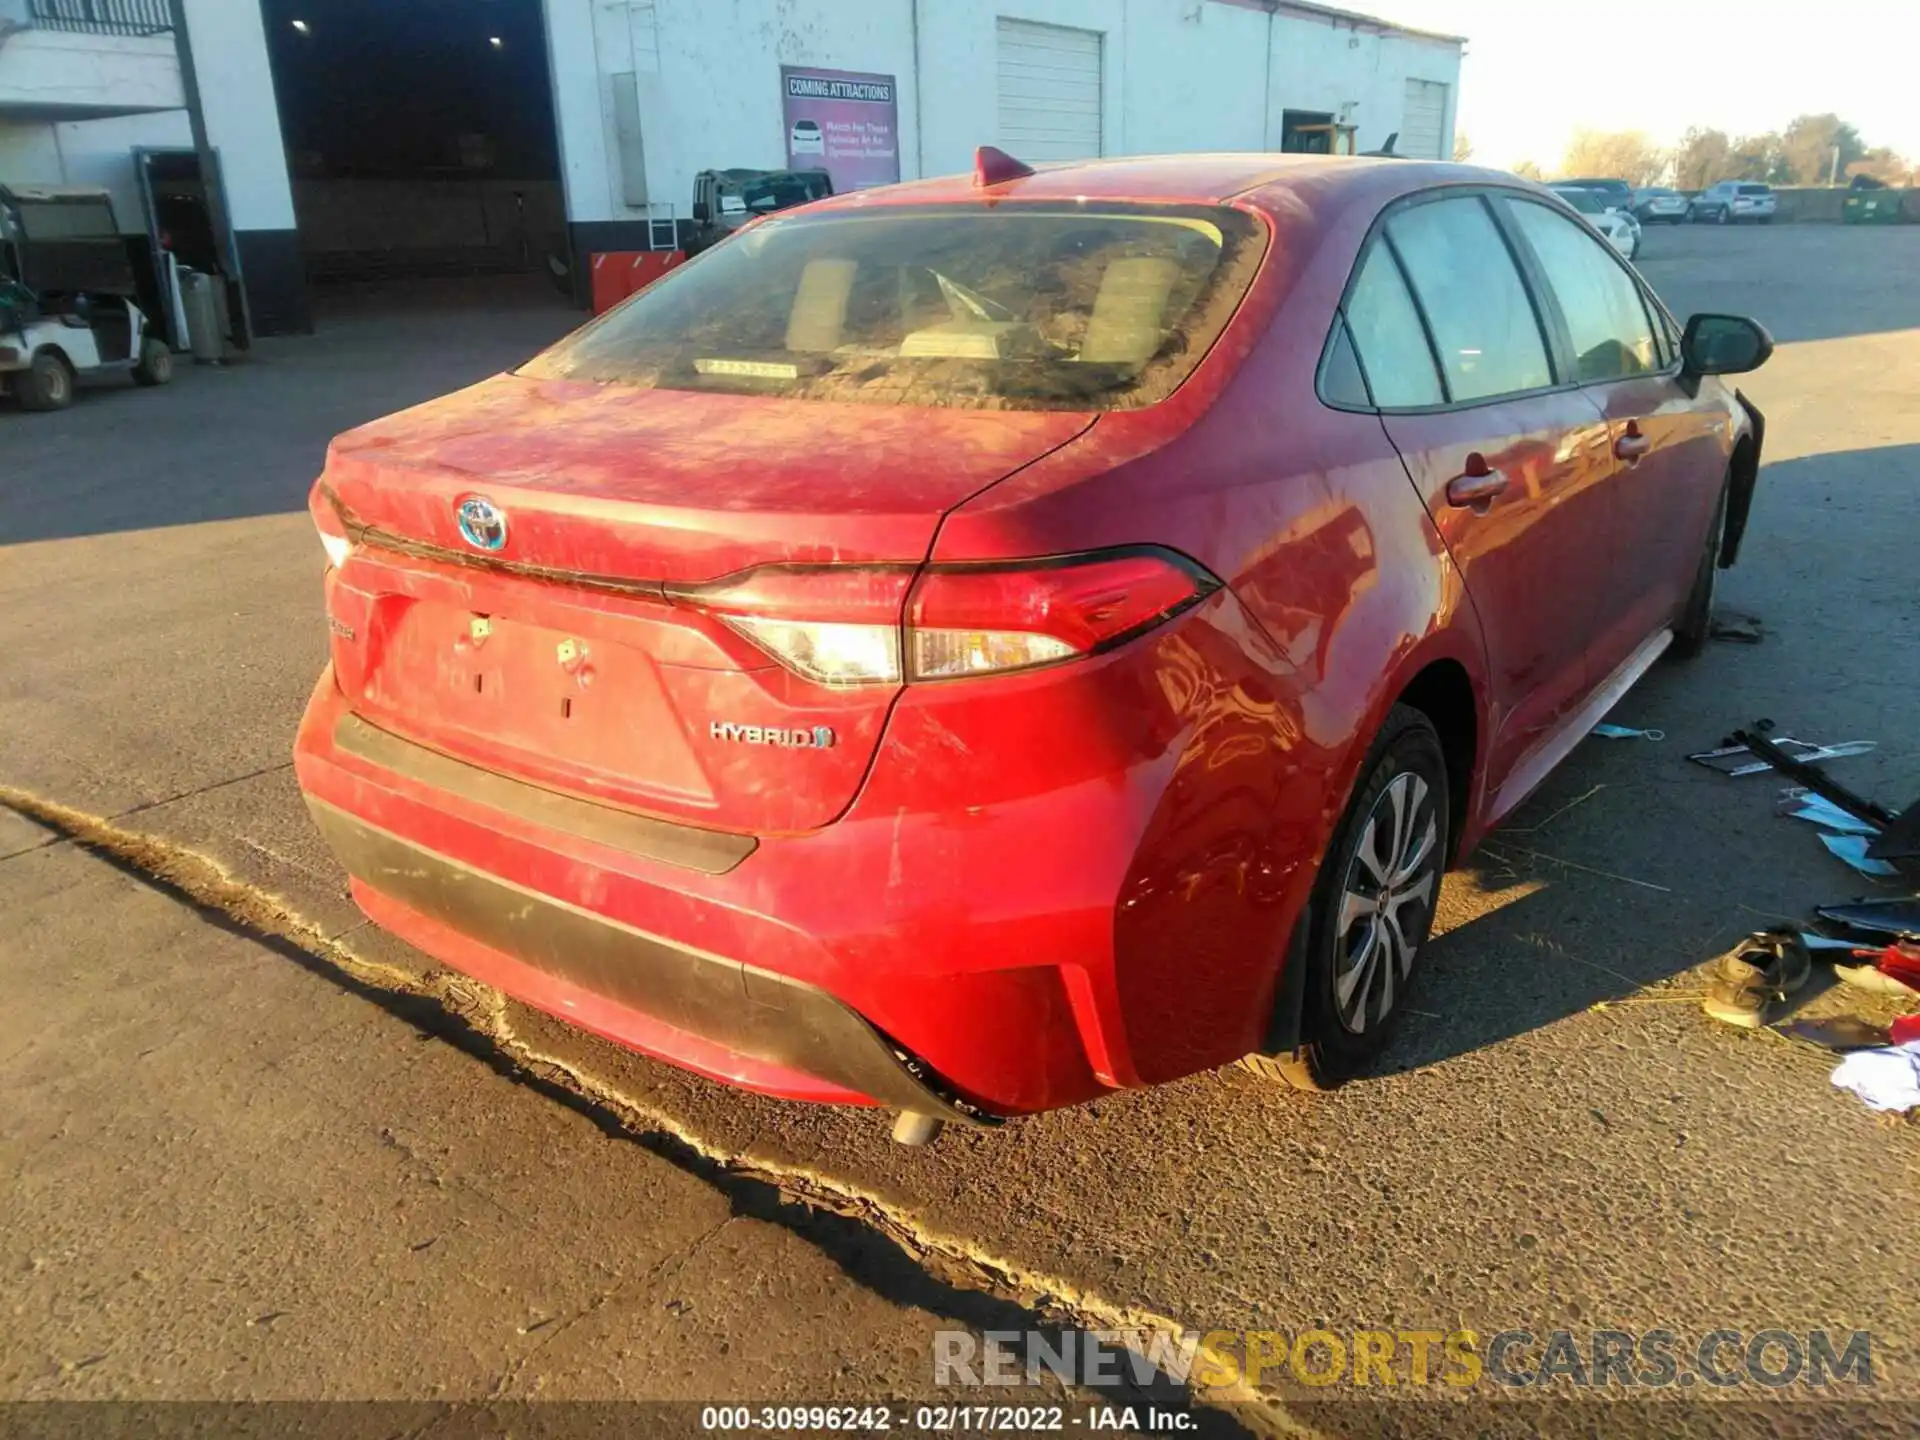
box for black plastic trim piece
[1721,391,1766,568]
[334,713,757,875]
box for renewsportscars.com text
[934,1327,1875,1391]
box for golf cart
[686,167,834,256]
[1,183,172,412]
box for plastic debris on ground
[1820,832,1902,878]
[1709,610,1765,644]
[1815,896,1920,939]
[1798,932,1861,952]
[1830,1040,1920,1113]
[1833,960,1920,998]
[1781,792,1881,836]
[1592,722,1665,741]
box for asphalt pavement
[3,231,1918,1431]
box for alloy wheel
[1332,771,1440,1034]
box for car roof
[800,153,1535,221]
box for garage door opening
[1400,79,1450,160]
[260,0,568,300]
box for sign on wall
[781,66,900,190]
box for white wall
[1266,7,1461,156]
[0,112,191,231]
[546,0,1463,229]
[0,27,182,114]
[179,0,296,231]
[0,122,64,189]
[0,1,296,235]
[1119,0,1272,155]
[547,0,921,226]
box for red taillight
[908,551,1211,676]
[678,549,1214,686]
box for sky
[1374,0,1920,171]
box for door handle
[1614,422,1651,461]
[1445,453,1509,507]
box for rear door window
[1385,196,1555,402]
[1503,198,1661,382]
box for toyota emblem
[456,495,508,552]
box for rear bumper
[307,797,984,1124]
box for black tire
[15,349,75,412]
[1242,705,1450,1090]
[1715,205,1730,226]
[1670,478,1729,660]
[1760,215,1773,226]
[132,336,173,387]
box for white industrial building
[0,0,1462,335]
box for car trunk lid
[319,373,1092,834]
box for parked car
[1691,181,1777,225]
[0,183,172,411]
[1549,183,1641,259]
[294,152,1769,1139]
[1633,186,1690,224]
[1557,177,1635,212]
[687,166,834,256]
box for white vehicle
[1690,181,1777,225]
[1549,184,1640,260]
[1,184,172,412]
[1632,186,1691,224]
[789,119,826,157]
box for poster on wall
[781,66,900,190]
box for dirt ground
[3,227,1918,1433]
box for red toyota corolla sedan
[294,152,1769,1139]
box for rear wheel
[1242,706,1449,1090]
[15,349,74,412]
[1715,205,1730,225]
[132,336,173,386]
[1670,478,1729,660]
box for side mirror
[1681,313,1773,377]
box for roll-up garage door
[1401,79,1449,159]
[996,18,1104,161]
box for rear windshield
[1554,188,1606,215]
[727,172,833,214]
[1736,184,1772,196]
[521,204,1266,411]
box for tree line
[1488,115,1914,189]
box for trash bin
[179,270,223,362]
[1843,192,1902,224]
